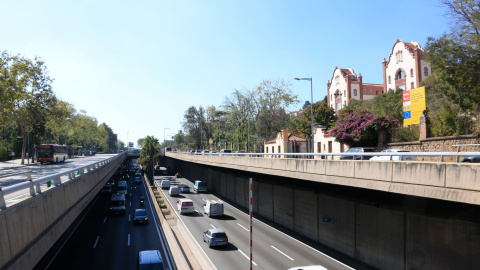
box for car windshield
[135,210,146,216]
[212,232,227,238]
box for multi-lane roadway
[158,176,355,270]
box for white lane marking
[159,182,216,270]
[202,199,207,202]
[129,215,131,222]
[93,236,100,248]
[271,246,294,261]
[128,234,130,246]
[238,249,257,266]
[211,224,216,229]
[225,201,354,269]
[103,216,107,223]
[237,223,249,232]
[129,201,131,207]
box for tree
[330,107,400,147]
[253,79,299,141]
[425,0,480,121]
[138,135,160,185]
[371,88,404,123]
[223,89,255,150]
[289,101,336,139]
[302,100,311,110]
[46,99,75,144]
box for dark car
[135,176,142,184]
[203,228,228,248]
[462,150,480,163]
[133,209,149,224]
[340,147,375,160]
[84,150,92,156]
[101,184,112,194]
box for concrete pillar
[273,185,294,230]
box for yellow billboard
[403,86,426,126]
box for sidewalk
[0,158,37,170]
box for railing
[169,151,480,162]
[0,153,126,210]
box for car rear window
[212,233,227,238]
[183,202,193,206]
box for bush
[392,126,420,142]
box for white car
[169,186,180,196]
[370,149,415,161]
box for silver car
[370,149,415,161]
[203,228,228,248]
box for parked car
[340,147,375,160]
[138,250,164,270]
[84,150,92,156]
[235,150,245,156]
[169,186,180,196]
[133,209,149,224]
[203,228,229,248]
[370,149,416,161]
[201,150,209,154]
[219,149,232,155]
[462,150,480,163]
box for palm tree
[138,135,160,185]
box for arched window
[396,70,405,80]
[364,89,367,94]
[411,82,414,89]
[370,89,372,94]
[424,67,429,76]
[410,68,414,77]
[354,89,357,96]
[388,76,391,84]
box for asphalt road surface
[158,176,355,270]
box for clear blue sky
[1,0,450,146]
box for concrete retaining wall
[167,156,480,270]
[0,156,124,269]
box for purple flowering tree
[329,107,399,147]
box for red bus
[37,144,68,164]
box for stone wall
[382,134,480,162]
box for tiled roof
[288,133,306,142]
[265,138,276,144]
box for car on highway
[160,179,170,189]
[138,250,164,270]
[340,147,375,160]
[133,209,149,224]
[169,186,180,196]
[370,149,416,161]
[203,228,229,248]
[135,176,142,184]
[179,184,190,193]
[177,199,194,214]
[194,180,207,192]
[135,170,141,177]
[109,194,126,215]
[462,150,480,163]
[101,184,112,195]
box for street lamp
[164,128,170,148]
[294,77,314,156]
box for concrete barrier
[0,157,123,270]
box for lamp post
[164,128,170,148]
[294,77,314,156]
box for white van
[138,250,163,269]
[160,179,170,190]
[116,180,128,197]
[204,200,224,217]
[169,186,179,196]
[177,199,194,215]
[109,194,126,215]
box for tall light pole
[294,77,314,156]
[164,128,170,148]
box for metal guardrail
[170,151,480,162]
[0,153,126,210]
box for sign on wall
[403,86,426,126]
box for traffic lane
[172,177,353,270]
[158,182,249,270]
[46,177,171,270]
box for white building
[313,125,347,159]
[264,130,307,158]
[382,40,432,91]
[327,67,383,114]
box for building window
[364,89,367,94]
[335,76,340,85]
[411,82,414,89]
[424,67,429,76]
[410,68,414,77]
[354,89,357,96]
[370,89,372,94]
[344,90,346,96]
[396,51,403,63]
[376,90,378,95]
[396,70,405,79]
[388,76,391,84]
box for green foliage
[288,101,336,139]
[392,126,420,142]
[371,89,404,123]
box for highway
[0,154,117,207]
[35,163,175,270]
[158,176,355,270]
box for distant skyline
[0,0,450,146]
